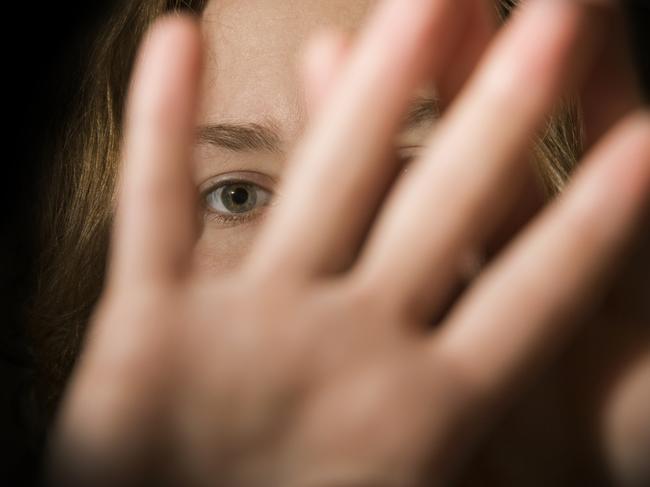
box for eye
[204,181,273,222]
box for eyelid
[198,170,277,195]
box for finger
[604,350,650,486]
[437,0,496,105]
[109,16,203,290]
[50,17,203,483]
[302,29,351,116]
[247,0,468,278]
[356,0,608,321]
[580,3,644,149]
[433,110,650,410]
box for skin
[50,0,649,485]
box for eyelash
[202,179,274,225]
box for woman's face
[193,0,434,275]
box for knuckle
[344,273,400,323]
[430,348,495,405]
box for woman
[32,0,649,485]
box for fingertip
[302,28,348,64]
[130,14,203,117]
[141,13,203,60]
[301,29,350,114]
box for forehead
[199,0,374,130]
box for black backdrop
[2,2,117,483]
[2,1,648,484]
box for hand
[50,0,650,486]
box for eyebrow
[196,96,439,153]
[403,96,439,127]
[197,120,283,153]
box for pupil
[221,184,256,213]
[230,187,249,205]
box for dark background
[1,1,648,485]
[2,2,117,483]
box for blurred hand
[50,0,649,486]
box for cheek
[192,223,264,276]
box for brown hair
[29,0,581,415]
